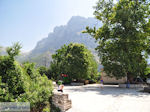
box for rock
[52,92,72,112]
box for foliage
[6,42,22,59]
[23,74,53,111]
[49,43,98,82]
[17,51,52,68]
[84,0,150,80]
[0,55,29,101]
[145,67,150,75]
[139,67,150,80]
[43,104,50,112]
[57,80,63,85]
[0,43,53,111]
[37,66,48,76]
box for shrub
[38,66,48,76]
[0,43,53,111]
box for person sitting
[58,84,64,92]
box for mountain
[20,16,102,66]
[31,16,101,55]
[0,46,31,64]
[0,46,7,55]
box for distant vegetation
[18,51,52,67]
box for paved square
[64,84,150,112]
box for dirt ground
[64,84,150,112]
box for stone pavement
[64,84,150,112]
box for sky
[0,0,98,52]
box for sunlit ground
[64,84,150,112]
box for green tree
[6,42,22,59]
[49,43,98,82]
[84,0,150,81]
[0,43,53,111]
[0,43,28,100]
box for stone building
[101,69,126,84]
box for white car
[146,78,150,84]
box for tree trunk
[127,72,134,84]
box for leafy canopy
[84,0,150,79]
[49,43,98,82]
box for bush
[38,66,48,76]
[21,62,53,111]
[0,43,53,111]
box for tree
[49,43,98,82]
[0,43,27,98]
[6,42,22,59]
[0,43,53,111]
[84,0,150,81]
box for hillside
[31,16,101,55]
[19,16,102,66]
[0,46,7,55]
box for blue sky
[0,0,98,52]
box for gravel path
[64,84,150,112]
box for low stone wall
[119,84,148,88]
[71,82,84,86]
[102,72,126,84]
[52,92,72,112]
[144,87,150,93]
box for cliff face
[30,16,101,56]
[19,16,102,66]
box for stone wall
[119,84,148,88]
[52,92,72,112]
[71,82,84,86]
[144,87,150,93]
[102,71,126,84]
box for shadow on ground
[64,85,148,97]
